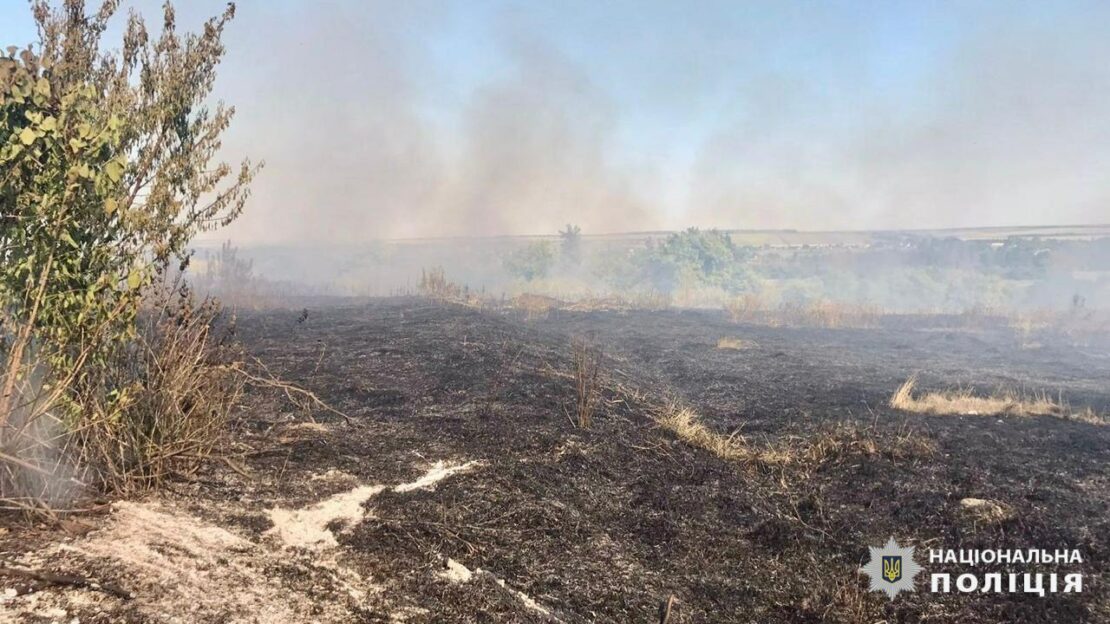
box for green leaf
[39,115,56,132]
[105,160,124,182]
[104,197,118,215]
[127,270,141,290]
[18,127,36,145]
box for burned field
[3,299,1109,623]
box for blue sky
[3,1,1109,242]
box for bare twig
[0,560,133,600]
[230,358,352,425]
[659,594,677,624]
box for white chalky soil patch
[438,558,474,583]
[4,501,329,624]
[1,459,481,624]
[266,460,480,550]
[266,484,387,550]
[437,557,560,620]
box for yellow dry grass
[511,293,563,319]
[780,300,882,329]
[958,497,1016,525]
[890,375,1064,417]
[1070,407,1110,425]
[654,404,935,471]
[724,294,763,324]
[655,404,756,463]
[716,337,754,350]
[723,295,881,329]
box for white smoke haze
[252,3,1110,242]
[28,0,1100,309]
[691,7,1110,231]
[5,1,1108,241]
[210,1,658,244]
[113,0,1103,244]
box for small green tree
[0,1,258,500]
[0,1,258,425]
[559,223,582,266]
[504,241,556,282]
[621,228,752,294]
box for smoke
[0,360,85,511]
[691,5,1110,231]
[175,0,1110,244]
[213,1,654,244]
[433,35,654,237]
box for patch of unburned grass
[958,497,1016,526]
[571,338,602,429]
[654,404,935,472]
[655,404,756,463]
[1070,407,1110,425]
[511,293,562,319]
[716,336,754,350]
[723,296,882,329]
[888,375,1100,421]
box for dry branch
[571,339,601,429]
[231,358,352,425]
[0,559,133,600]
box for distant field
[191,225,1110,310]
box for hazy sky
[4,1,1110,242]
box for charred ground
[3,298,1108,623]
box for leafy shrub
[619,228,753,294]
[0,1,257,506]
[504,241,556,281]
[559,224,582,266]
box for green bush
[559,224,582,266]
[504,241,556,282]
[1,1,257,504]
[618,228,753,294]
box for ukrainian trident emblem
[862,537,922,599]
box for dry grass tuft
[724,296,881,329]
[792,422,937,466]
[571,339,602,428]
[958,497,1016,525]
[80,297,246,495]
[0,295,244,511]
[513,293,563,320]
[655,404,755,463]
[418,267,460,300]
[716,337,754,350]
[724,294,763,324]
[889,375,1074,418]
[655,404,936,473]
[1069,407,1110,425]
[778,300,881,329]
[418,267,486,308]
